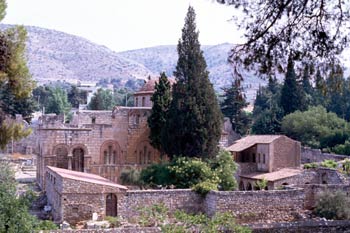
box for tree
[148,72,171,154]
[88,88,115,110]
[221,78,250,135]
[162,6,222,159]
[0,4,36,148]
[281,106,349,149]
[45,87,71,116]
[216,1,350,77]
[68,85,87,108]
[280,56,305,115]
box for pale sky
[3,0,242,52]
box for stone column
[68,154,73,170]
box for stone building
[45,166,127,224]
[36,80,165,188]
[226,135,301,190]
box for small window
[142,97,145,107]
[92,116,96,124]
[263,154,266,164]
[252,153,256,163]
[135,97,139,106]
[258,153,261,163]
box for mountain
[1,25,154,84]
[118,44,266,101]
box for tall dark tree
[221,77,250,135]
[162,6,222,159]
[148,72,171,154]
[216,1,350,77]
[68,85,87,108]
[280,56,305,115]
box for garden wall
[301,147,347,163]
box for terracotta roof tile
[240,168,302,182]
[47,166,127,190]
[226,135,285,152]
[135,77,176,94]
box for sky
[2,0,242,52]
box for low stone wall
[301,147,348,163]
[249,220,350,233]
[118,189,203,221]
[205,189,305,223]
[48,227,161,233]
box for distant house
[226,135,301,190]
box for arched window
[101,141,119,165]
[56,146,69,169]
[142,97,145,107]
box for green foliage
[162,6,222,159]
[221,78,251,135]
[303,162,319,169]
[163,210,251,233]
[0,118,31,149]
[314,190,350,220]
[332,141,350,155]
[192,180,218,196]
[169,157,219,189]
[88,88,115,110]
[46,87,71,116]
[138,203,168,227]
[255,178,268,190]
[67,85,87,108]
[0,162,57,232]
[113,88,134,107]
[34,220,58,230]
[320,160,338,169]
[119,168,141,187]
[281,106,349,148]
[212,150,237,191]
[104,216,121,228]
[139,163,172,188]
[251,76,283,134]
[280,56,306,116]
[148,72,171,152]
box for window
[135,97,139,106]
[252,153,256,163]
[92,116,96,124]
[142,97,145,107]
[263,154,266,164]
[104,145,117,164]
[258,153,261,163]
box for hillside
[1,25,154,84]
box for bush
[303,162,319,169]
[320,159,338,169]
[192,180,218,196]
[120,168,141,187]
[342,159,350,174]
[104,216,121,228]
[34,220,58,230]
[314,190,350,220]
[139,163,172,188]
[169,157,218,189]
[255,178,268,190]
[212,150,238,191]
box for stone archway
[55,145,69,169]
[72,148,84,172]
[106,193,118,217]
[100,141,121,165]
[246,182,253,191]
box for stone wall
[301,147,347,163]
[118,189,203,221]
[272,137,301,171]
[48,227,161,233]
[250,220,350,233]
[205,189,305,223]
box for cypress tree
[280,55,305,115]
[221,77,250,135]
[148,72,171,155]
[162,6,222,159]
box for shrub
[255,178,268,190]
[342,159,350,174]
[104,216,121,228]
[212,150,238,191]
[138,203,168,227]
[119,168,141,187]
[320,159,338,169]
[314,190,350,220]
[34,220,58,230]
[303,162,319,169]
[192,180,218,196]
[139,163,172,188]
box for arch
[72,148,84,172]
[100,140,121,165]
[246,182,253,191]
[239,181,245,191]
[53,144,69,169]
[106,193,118,217]
[282,182,289,186]
[136,140,155,165]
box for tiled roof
[226,135,284,152]
[240,168,302,182]
[135,77,176,94]
[47,166,127,190]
